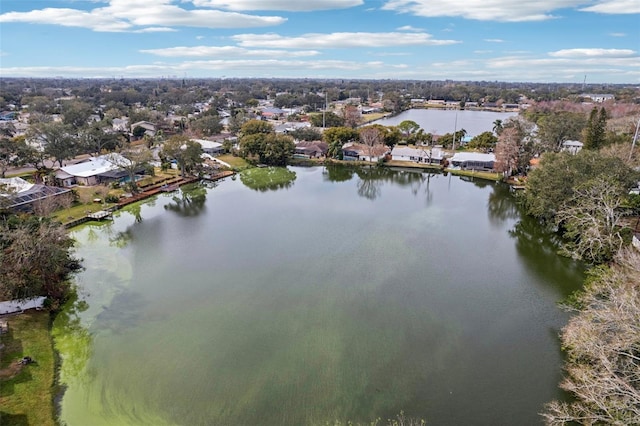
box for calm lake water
[373,109,518,137]
[54,166,583,426]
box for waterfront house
[55,154,145,186]
[390,146,443,165]
[449,152,496,171]
[342,143,389,162]
[191,139,224,155]
[294,141,328,158]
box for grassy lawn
[0,311,56,426]
[217,154,251,170]
[446,168,503,181]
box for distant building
[580,94,615,103]
[561,140,583,155]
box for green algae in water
[240,166,296,191]
[55,168,584,426]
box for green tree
[78,124,120,156]
[397,120,420,141]
[228,109,248,135]
[29,121,77,167]
[260,134,295,166]
[467,131,497,151]
[240,119,274,136]
[537,111,586,152]
[191,115,223,137]
[288,127,322,142]
[162,136,204,177]
[323,126,358,158]
[583,107,607,150]
[309,112,344,128]
[62,100,94,129]
[0,138,34,178]
[523,151,637,224]
[0,216,82,301]
[106,143,153,193]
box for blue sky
[1,0,638,83]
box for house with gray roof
[0,177,71,212]
[449,152,496,171]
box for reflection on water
[164,185,207,217]
[57,167,584,426]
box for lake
[372,109,518,137]
[54,166,583,425]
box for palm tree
[492,119,503,135]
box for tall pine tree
[584,106,607,150]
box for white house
[390,146,444,165]
[55,154,136,186]
[191,139,224,155]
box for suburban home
[390,146,444,165]
[294,141,328,158]
[260,107,286,120]
[130,121,157,137]
[449,152,496,171]
[275,121,312,134]
[342,143,389,163]
[561,140,583,154]
[192,139,224,155]
[55,154,145,186]
[111,117,129,132]
[0,177,71,212]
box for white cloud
[396,25,424,32]
[382,0,587,22]
[608,32,626,37]
[549,48,637,58]
[191,0,363,11]
[231,32,460,48]
[140,45,321,57]
[0,58,398,78]
[484,38,504,43]
[0,0,286,32]
[580,0,640,14]
[133,27,177,33]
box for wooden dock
[87,210,113,220]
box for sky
[0,0,638,83]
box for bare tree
[359,126,384,161]
[494,127,520,176]
[556,176,628,264]
[543,248,640,425]
[342,104,362,128]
